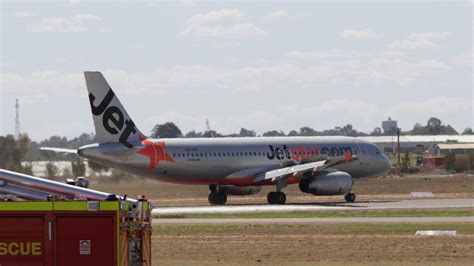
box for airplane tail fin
[84,71,144,148]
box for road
[153,216,474,224]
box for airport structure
[381,117,398,135]
[431,143,474,155]
[360,135,474,154]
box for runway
[153,198,474,216]
[154,216,474,224]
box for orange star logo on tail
[137,135,175,172]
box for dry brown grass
[152,223,474,265]
[91,175,474,206]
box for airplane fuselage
[80,136,391,186]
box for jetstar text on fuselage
[266,145,354,161]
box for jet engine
[299,171,352,195]
[212,185,261,196]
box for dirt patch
[152,223,474,265]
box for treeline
[0,133,106,178]
[151,123,367,138]
[0,117,472,165]
[152,117,472,139]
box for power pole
[397,127,401,176]
[15,98,20,139]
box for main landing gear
[208,185,227,205]
[344,192,356,203]
[267,178,287,205]
[267,191,286,204]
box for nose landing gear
[344,192,356,203]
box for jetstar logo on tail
[89,88,137,148]
[137,135,175,172]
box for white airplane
[44,72,391,205]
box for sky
[1,0,473,141]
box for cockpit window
[370,145,380,154]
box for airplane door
[357,143,370,165]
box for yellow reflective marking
[0,202,52,211]
[100,201,120,211]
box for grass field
[152,223,474,265]
[91,174,474,206]
[91,174,474,264]
[156,209,474,219]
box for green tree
[427,117,442,134]
[151,122,182,138]
[17,133,30,161]
[71,160,86,177]
[0,135,22,171]
[239,128,256,137]
[462,127,473,135]
[287,130,299,136]
[202,130,222,138]
[412,117,458,135]
[262,130,285,137]
[88,160,109,173]
[21,163,33,176]
[468,152,474,174]
[299,127,318,136]
[62,166,72,178]
[371,127,383,136]
[401,151,411,172]
[185,130,202,138]
[44,162,58,180]
[443,152,456,176]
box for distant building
[432,143,474,155]
[357,135,474,154]
[382,117,397,135]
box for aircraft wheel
[344,192,356,203]
[208,191,227,205]
[267,191,286,205]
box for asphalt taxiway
[153,198,474,216]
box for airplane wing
[253,154,358,183]
[40,147,78,154]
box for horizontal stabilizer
[40,147,78,154]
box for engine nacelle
[216,185,261,196]
[299,171,352,195]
